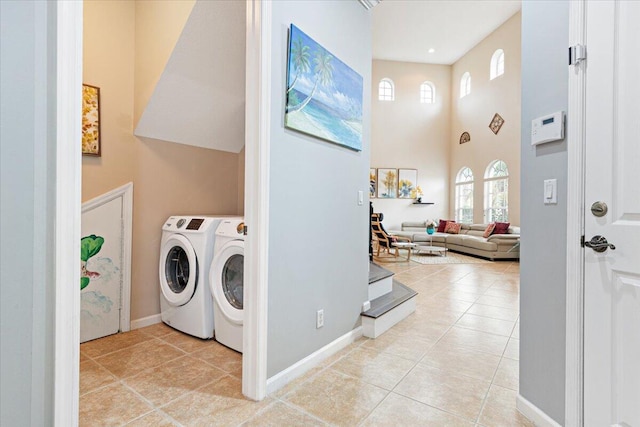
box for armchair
[371,213,414,261]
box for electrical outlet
[316,309,324,328]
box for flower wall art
[377,168,397,198]
[82,84,101,156]
[398,169,417,199]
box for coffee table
[414,234,447,257]
[415,245,447,257]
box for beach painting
[285,24,363,151]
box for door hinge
[580,235,585,247]
[569,45,586,65]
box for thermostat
[531,111,565,146]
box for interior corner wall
[520,1,568,423]
[267,1,371,378]
[450,12,522,226]
[133,0,195,127]
[371,60,451,230]
[83,0,241,321]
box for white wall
[1,1,56,423]
[371,60,451,230]
[267,0,371,377]
[451,12,521,225]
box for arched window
[490,49,505,80]
[459,72,471,98]
[484,160,509,222]
[455,167,474,224]
[378,78,394,101]
[420,81,435,104]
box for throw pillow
[493,222,511,234]
[437,219,454,233]
[444,222,462,234]
[483,223,496,238]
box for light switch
[544,179,557,204]
[358,190,364,206]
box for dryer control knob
[177,218,186,228]
[237,222,245,235]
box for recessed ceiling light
[428,48,436,54]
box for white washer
[159,216,227,339]
[209,217,245,352]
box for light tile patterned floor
[80,260,530,426]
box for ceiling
[372,0,521,65]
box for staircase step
[362,281,418,339]
[363,280,417,318]
[369,262,394,284]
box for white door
[80,196,123,343]
[583,1,640,425]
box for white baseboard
[130,313,162,330]
[362,297,416,338]
[516,394,562,427]
[266,326,363,395]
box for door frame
[55,0,83,424]
[54,0,269,422]
[565,0,587,425]
[243,0,271,401]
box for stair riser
[362,298,416,338]
[368,276,393,301]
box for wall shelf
[412,202,435,205]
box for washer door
[210,240,243,325]
[159,234,198,306]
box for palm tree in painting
[287,38,311,94]
[288,49,333,113]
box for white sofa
[391,221,520,260]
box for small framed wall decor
[82,84,101,156]
[459,131,471,144]
[397,169,417,199]
[369,168,377,198]
[377,168,397,198]
[489,113,505,135]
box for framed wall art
[489,113,505,135]
[459,131,471,144]
[284,24,363,151]
[369,168,377,198]
[82,84,101,156]
[397,169,417,199]
[377,168,397,199]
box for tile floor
[80,260,531,426]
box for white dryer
[159,216,226,339]
[209,217,245,352]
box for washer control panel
[164,216,208,232]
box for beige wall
[371,60,451,229]
[83,0,242,321]
[450,12,521,225]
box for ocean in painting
[285,24,363,151]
